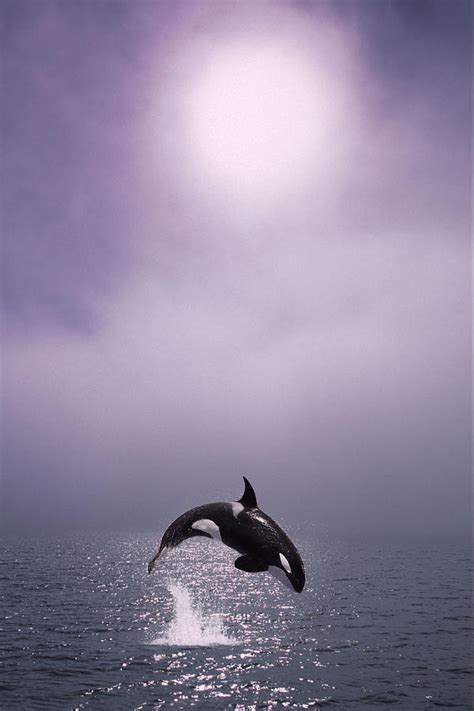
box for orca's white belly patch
[192,519,222,541]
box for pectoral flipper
[234,554,268,573]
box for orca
[148,477,305,593]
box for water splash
[151,583,239,647]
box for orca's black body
[148,478,305,593]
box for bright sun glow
[187,41,333,199]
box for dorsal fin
[238,476,258,508]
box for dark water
[0,532,472,710]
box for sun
[185,40,331,200]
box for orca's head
[289,565,305,593]
[269,550,305,593]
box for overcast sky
[1,0,471,540]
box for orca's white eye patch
[191,519,222,541]
[279,553,292,574]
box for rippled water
[0,532,472,709]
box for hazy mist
[1,0,471,541]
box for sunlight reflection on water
[1,533,471,709]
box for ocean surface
[0,531,472,710]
